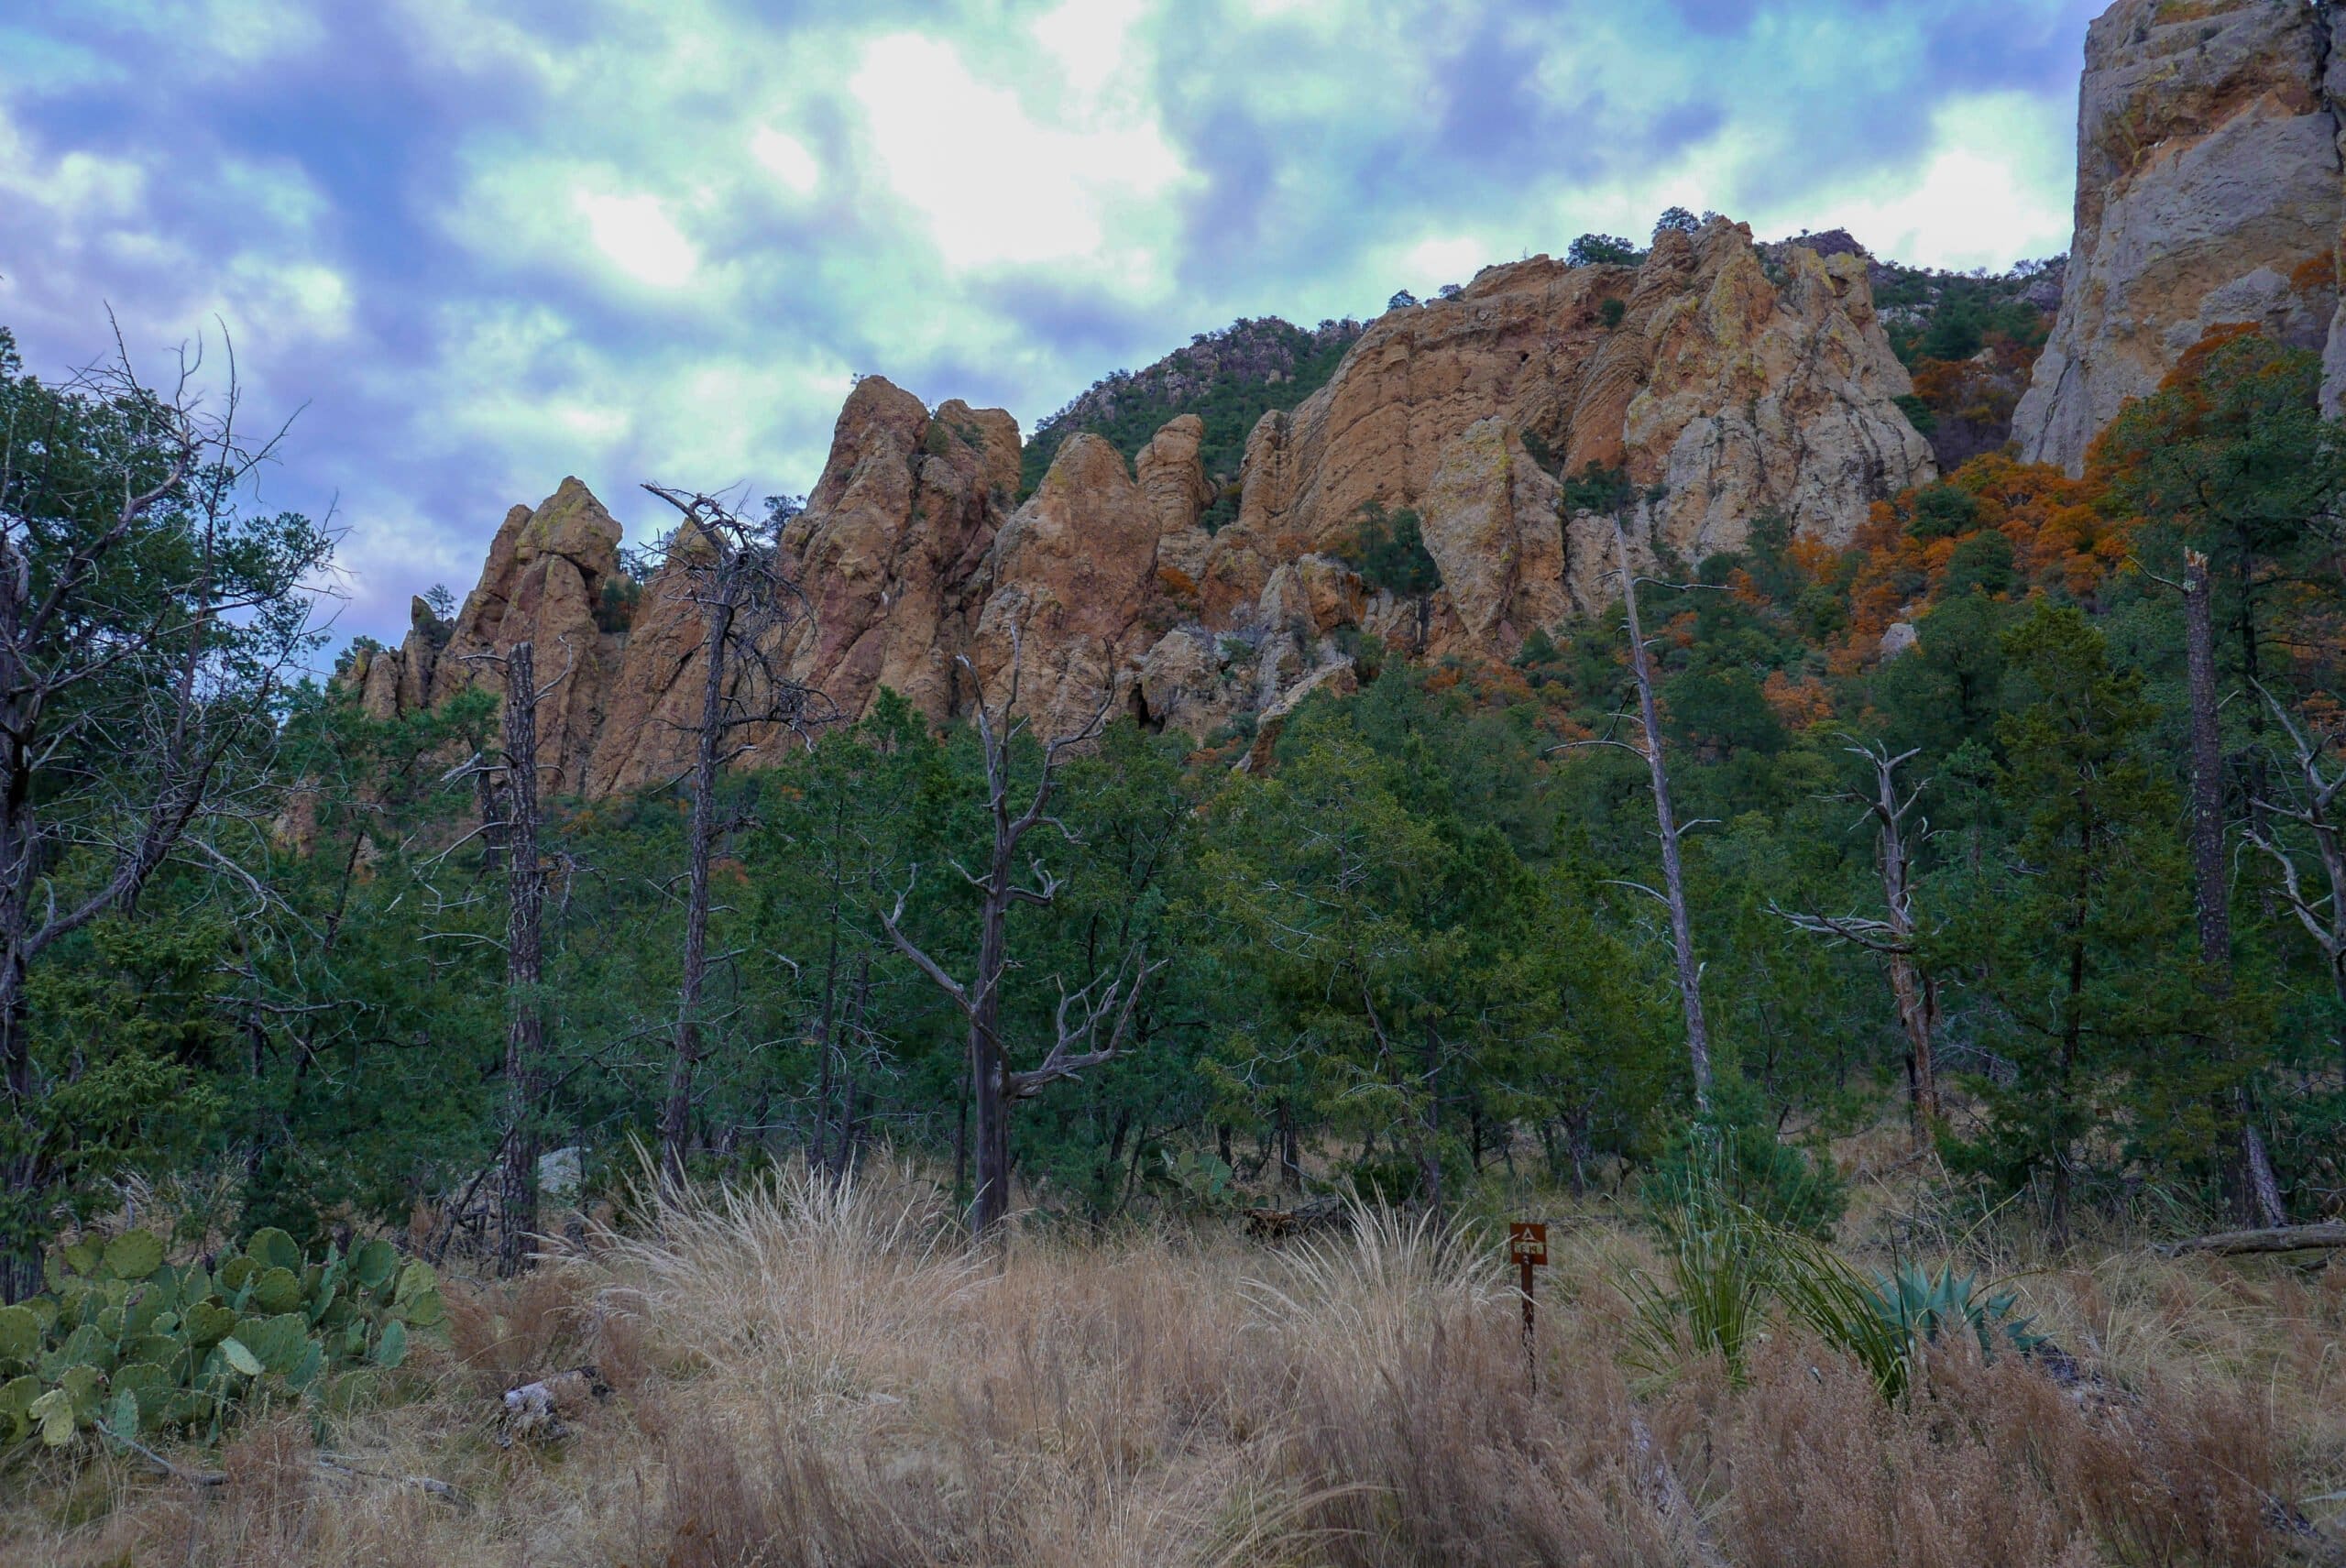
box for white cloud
[1032,0,1144,95]
[573,190,701,289]
[1404,236,1489,290]
[224,257,354,340]
[1805,92,2074,270]
[750,126,819,196]
[849,32,1190,284]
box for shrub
[1906,481,1983,541]
[1644,1085,1845,1240]
[1341,503,1440,599]
[1568,233,1645,268]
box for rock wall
[2014,0,2345,473]
[363,217,1933,784]
[1196,217,1932,657]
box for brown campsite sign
[1510,1222,1547,1389]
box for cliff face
[366,216,1933,788]
[2015,0,2345,473]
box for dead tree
[638,486,829,1183]
[880,630,1157,1236]
[0,328,331,1299]
[455,640,567,1276]
[2246,684,2346,1082]
[1773,742,1940,1137]
[2178,551,2285,1227]
[1554,516,1715,1112]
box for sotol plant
[0,1226,444,1449]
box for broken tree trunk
[1614,519,1714,1112]
[498,641,547,1277]
[2181,549,2286,1228]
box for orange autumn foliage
[1761,669,1834,730]
[1829,454,2110,668]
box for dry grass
[5,1161,2341,1568]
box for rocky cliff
[2015,0,2346,473]
[363,216,1932,791]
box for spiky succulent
[1864,1263,2048,1362]
[0,1226,444,1450]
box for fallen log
[98,1421,467,1508]
[2154,1221,2346,1258]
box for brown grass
[5,1160,2341,1567]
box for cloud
[574,190,702,289]
[0,0,2099,648]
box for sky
[0,0,2097,646]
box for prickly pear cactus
[0,1226,444,1450]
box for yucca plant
[1621,1167,1777,1387]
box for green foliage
[1645,1085,1845,1240]
[1020,318,1360,497]
[1905,482,1983,541]
[1622,1178,1776,1388]
[1599,298,1627,331]
[1567,234,1644,268]
[1937,603,2206,1233]
[1766,1236,2045,1401]
[1338,503,1440,598]
[1941,528,2015,598]
[2,1227,441,1450]
[1630,1162,2042,1402]
[1871,260,2057,367]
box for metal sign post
[1509,1221,1548,1391]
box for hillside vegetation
[1018,316,1363,508]
[4,292,2345,1561]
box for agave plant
[1766,1238,2045,1401]
[1866,1263,2047,1359]
[0,1226,444,1450]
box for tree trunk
[1615,521,1713,1110]
[967,795,1016,1234]
[0,952,37,1303]
[1864,749,1937,1135]
[497,643,546,1277]
[2183,551,2286,1227]
[663,598,735,1184]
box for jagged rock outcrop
[351,596,445,723]
[1416,418,1573,651]
[367,216,1934,788]
[408,477,626,792]
[580,379,1018,795]
[772,380,1009,723]
[2015,0,2344,472]
[969,433,1170,737]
